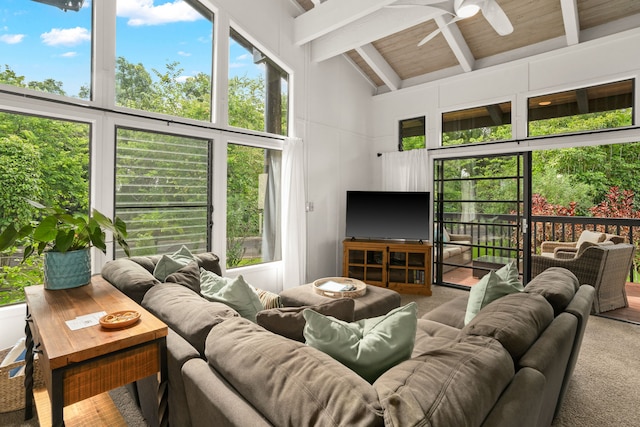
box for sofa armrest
[449,233,472,242]
[182,358,272,427]
[540,241,577,254]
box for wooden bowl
[312,277,367,299]
[99,310,141,329]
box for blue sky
[0,0,258,97]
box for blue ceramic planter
[43,249,91,290]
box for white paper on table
[65,311,107,331]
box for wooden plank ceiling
[291,0,640,93]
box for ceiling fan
[388,0,513,46]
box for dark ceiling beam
[576,88,590,114]
[485,104,504,126]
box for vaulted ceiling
[290,0,640,94]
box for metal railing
[439,213,640,282]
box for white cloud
[176,75,190,83]
[61,51,78,58]
[41,27,90,47]
[229,62,246,69]
[0,34,25,44]
[117,0,202,26]
[178,51,191,57]
[236,53,250,61]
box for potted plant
[0,200,130,290]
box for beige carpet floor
[2,285,638,426]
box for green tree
[0,135,42,230]
[228,75,265,131]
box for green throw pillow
[464,263,523,325]
[303,302,418,383]
[495,260,522,289]
[199,270,263,322]
[153,245,197,281]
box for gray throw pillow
[165,261,201,293]
[256,298,355,342]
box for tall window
[115,129,211,257]
[115,0,214,120]
[0,0,92,99]
[528,79,634,137]
[442,102,512,146]
[227,144,282,268]
[399,116,425,151]
[0,112,90,305]
[229,28,289,136]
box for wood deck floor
[442,268,640,324]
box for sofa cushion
[421,294,468,329]
[205,317,384,427]
[443,246,461,257]
[142,282,239,355]
[374,335,514,427]
[464,265,523,325]
[256,298,355,342]
[153,245,197,281]
[524,267,578,315]
[101,258,160,304]
[462,292,554,360]
[194,252,222,276]
[303,302,417,383]
[413,319,462,357]
[128,255,158,273]
[129,252,222,276]
[200,270,263,322]
[165,261,201,293]
[577,229,606,246]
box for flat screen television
[345,191,430,241]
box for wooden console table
[24,275,168,427]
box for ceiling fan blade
[417,15,462,46]
[386,0,451,7]
[385,0,455,15]
[418,28,443,46]
[481,0,513,36]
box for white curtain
[381,149,429,191]
[282,137,307,289]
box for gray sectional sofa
[102,253,593,427]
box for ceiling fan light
[454,0,482,18]
[457,4,480,18]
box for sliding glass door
[433,153,530,287]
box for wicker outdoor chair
[539,230,627,258]
[531,243,636,314]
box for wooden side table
[24,275,168,427]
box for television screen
[345,191,430,241]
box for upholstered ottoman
[279,283,402,320]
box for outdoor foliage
[0,61,274,305]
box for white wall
[298,56,375,282]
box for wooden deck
[442,268,640,324]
